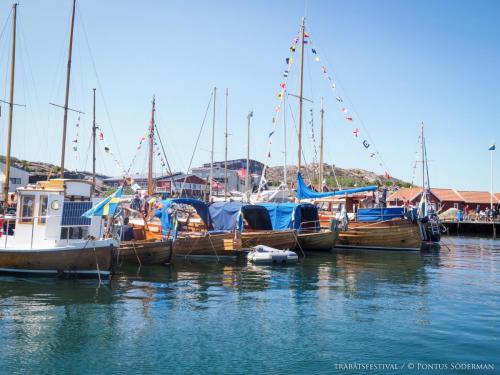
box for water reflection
[0,238,498,374]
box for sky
[0,0,499,191]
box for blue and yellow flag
[82,187,123,218]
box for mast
[91,88,96,196]
[283,93,287,186]
[319,97,324,192]
[421,122,425,194]
[59,0,77,178]
[297,16,305,172]
[245,111,253,194]
[209,87,216,199]
[224,88,228,200]
[148,96,156,197]
[3,3,17,208]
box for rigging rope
[179,91,214,198]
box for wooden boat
[297,229,338,251]
[118,239,173,265]
[241,229,296,249]
[0,241,114,278]
[173,232,241,259]
[0,179,117,278]
[336,219,422,251]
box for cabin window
[19,195,35,223]
[38,195,48,224]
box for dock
[442,220,499,238]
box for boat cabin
[4,179,104,248]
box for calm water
[0,237,498,374]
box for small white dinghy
[247,245,298,264]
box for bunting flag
[488,144,496,151]
[283,70,289,77]
[306,35,392,177]
[99,132,104,140]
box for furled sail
[296,172,377,199]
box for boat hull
[297,229,338,251]
[173,232,242,259]
[241,230,296,250]
[119,239,173,265]
[0,241,115,278]
[337,220,422,251]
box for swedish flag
[82,187,123,218]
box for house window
[454,203,459,209]
[38,195,48,224]
[19,195,35,223]
[10,177,21,185]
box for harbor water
[0,237,498,374]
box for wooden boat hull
[336,220,422,251]
[173,232,242,259]
[119,239,173,265]
[241,230,296,250]
[297,229,338,251]
[0,241,115,278]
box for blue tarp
[356,207,414,222]
[296,172,378,199]
[209,201,243,231]
[260,203,320,232]
[155,198,211,234]
[209,202,274,232]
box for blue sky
[0,0,499,191]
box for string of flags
[259,29,301,189]
[306,34,391,178]
[309,108,318,165]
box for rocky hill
[266,163,411,188]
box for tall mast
[91,88,96,196]
[421,122,425,194]
[297,16,306,172]
[148,96,156,196]
[224,88,228,201]
[245,111,253,193]
[3,3,17,208]
[209,87,216,199]
[59,0,77,178]
[319,97,324,192]
[283,93,287,186]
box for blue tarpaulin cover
[296,172,378,199]
[260,203,320,232]
[356,207,408,222]
[209,202,274,232]
[155,198,211,234]
[209,201,243,231]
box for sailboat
[116,97,174,265]
[0,2,117,278]
[416,123,443,243]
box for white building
[0,161,29,196]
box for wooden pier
[442,221,499,239]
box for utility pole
[245,111,253,193]
[297,16,305,172]
[91,88,96,196]
[60,0,77,178]
[3,3,17,208]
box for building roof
[387,187,422,202]
[430,188,464,202]
[456,191,500,204]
